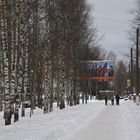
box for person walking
[115,94,120,105]
[136,95,140,106]
[110,94,114,105]
[105,95,108,105]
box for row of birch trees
[129,0,140,91]
[0,0,97,125]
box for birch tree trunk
[3,0,15,125]
[0,0,5,111]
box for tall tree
[129,0,140,90]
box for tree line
[1,0,136,126]
[0,0,102,125]
[128,0,140,94]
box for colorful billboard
[80,60,115,81]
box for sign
[80,60,115,81]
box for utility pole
[136,28,139,95]
[131,48,133,95]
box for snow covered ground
[0,99,140,140]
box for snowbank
[0,100,105,140]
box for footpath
[65,101,140,140]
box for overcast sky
[87,0,135,62]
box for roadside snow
[0,100,105,140]
[0,99,140,140]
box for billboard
[80,60,115,81]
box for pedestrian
[115,94,120,105]
[105,95,108,105]
[110,94,114,105]
[136,95,140,106]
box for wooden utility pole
[136,28,139,95]
[131,48,133,94]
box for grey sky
[87,0,135,62]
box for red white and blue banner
[80,60,115,81]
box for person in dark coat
[115,94,120,105]
[105,95,108,105]
[110,94,114,105]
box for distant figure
[136,95,140,106]
[133,95,136,102]
[110,94,114,105]
[115,94,120,105]
[105,95,108,105]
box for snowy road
[1,100,140,140]
[65,101,139,140]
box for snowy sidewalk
[65,101,140,140]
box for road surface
[66,102,138,140]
